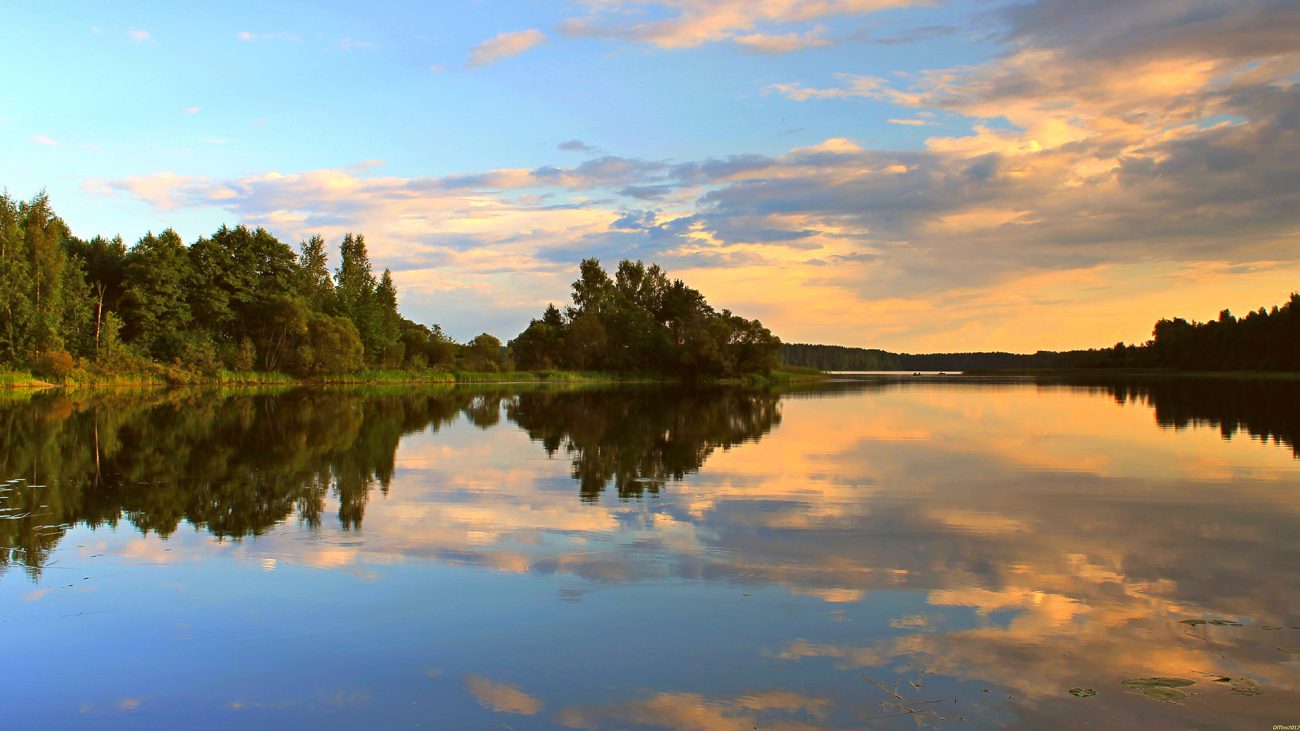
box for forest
[782,292,1300,373]
[0,190,779,383]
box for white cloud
[732,28,834,53]
[128,29,150,42]
[31,134,62,147]
[181,106,200,115]
[467,29,547,67]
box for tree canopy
[0,190,482,379]
[509,258,781,379]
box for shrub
[32,350,75,380]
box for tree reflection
[0,385,782,576]
[507,388,781,501]
[1060,375,1300,456]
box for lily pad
[1129,686,1187,702]
[1279,647,1300,655]
[1229,678,1263,696]
[1121,678,1195,688]
[1209,619,1243,626]
[1262,625,1282,631]
[1179,619,1208,627]
[1068,688,1096,698]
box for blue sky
[3,1,1298,349]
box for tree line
[0,190,510,379]
[782,292,1300,373]
[509,258,780,379]
[779,343,1055,372]
[1,191,781,381]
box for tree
[465,333,503,371]
[295,234,334,311]
[120,230,193,359]
[0,193,34,363]
[334,233,382,361]
[373,270,403,367]
[19,191,69,352]
[512,258,780,378]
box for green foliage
[20,191,70,352]
[294,234,334,311]
[0,193,34,362]
[120,229,193,359]
[511,258,781,379]
[0,190,475,383]
[287,312,365,376]
[465,333,504,371]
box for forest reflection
[1,376,1294,579]
[0,386,780,576]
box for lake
[2,377,1298,729]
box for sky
[2,0,1298,352]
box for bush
[31,350,75,379]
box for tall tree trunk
[94,283,106,354]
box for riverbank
[3,367,829,391]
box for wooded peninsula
[0,190,781,386]
[3,188,1294,388]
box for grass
[312,369,654,385]
[0,370,54,389]
[7,363,824,391]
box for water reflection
[1,378,1298,730]
[1053,374,1300,456]
[0,386,779,575]
[508,389,780,500]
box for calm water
[2,378,1298,730]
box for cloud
[464,676,542,715]
[339,38,375,51]
[557,690,832,730]
[31,134,62,147]
[128,29,150,43]
[854,23,957,45]
[559,0,919,49]
[181,106,200,115]
[82,3,1300,351]
[558,139,600,154]
[467,29,546,67]
[732,28,834,53]
[887,117,932,126]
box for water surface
[2,378,1298,729]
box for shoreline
[3,367,827,391]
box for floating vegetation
[1278,647,1300,655]
[1121,678,1194,703]
[1262,625,1283,631]
[1229,678,1263,696]
[1179,618,1243,627]
[1068,688,1096,698]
